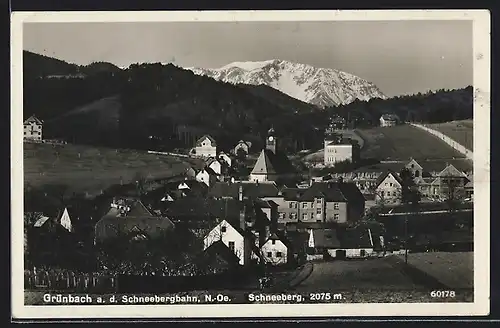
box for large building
[263,181,366,225]
[23,115,43,141]
[249,128,296,183]
[323,133,360,167]
[193,135,217,158]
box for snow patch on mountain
[186,59,387,108]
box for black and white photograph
[11,10,490,319]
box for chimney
[239,203,246,231]
[238,185,243,201]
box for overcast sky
[23,20,472,97]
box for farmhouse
[193,135,217,158]
[23,115,43,141]
[260,232,292,265]
[374,170,403,205]
[94,198,175,244]
[264,181,365,225]
[323,132,360,166]
[249,128,296,183]
[233,140,252,157]
[196,167,218,187]
[379,114,400,127]
[307,228,377,260]
[217,152,233,167]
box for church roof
[251,149,295,176]
[251,150,277,175]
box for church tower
[266,127,276,154]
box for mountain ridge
[187,59,387,108]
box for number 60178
[430,290,456,298]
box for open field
[23,142,191,195]
[357,124,467,161]
[397,252,473,289]
[293,257,472,302]
[425,120,473,151]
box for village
[23,112,474,294]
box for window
[360,249,366,257]
[276,252,283,258]
[267,252,272,257]
[302,213,308,220]
[272,240,276,245]
[415,170,420,177]
[221,226,227,233]
[334,214,340,221]
[302,202,308,209]
[289,202,294,208]
[316,207,322,214]
[411,164,414,168]
[316,220,322,222]
[228,241,235,252]
[334,203,339,210]
[23,132,26,135]
[310,213,314,220]
[390,183,393,187]
[279,213,285,220]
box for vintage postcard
[11,10,490,320]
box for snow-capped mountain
[186,59,386,108]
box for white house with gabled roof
[23,115,43,141]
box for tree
[399,168,421,263]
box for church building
[249,128,296,183]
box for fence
[24,269,118,292]
[410,123,473,160]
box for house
[405,158,425,179]
[307,228,341,260]
[203,218,257,266]
[307,227,376,260]
[200,240,242,271]
[218,152,233,167]
[379,114,400,127]
[323,133,360,166]
[249,128,297,183]
[94,198,175,244]
[196,167,218,187]
[23,115,43,141]
[193,135,217,158]
[374,170,403,204]
[464,177,473,200]
[264,181,365,225]
[260,232,292,265]
[206,157,223,175]
[234,140,252,157]
[430,163,470,197]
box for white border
[11,10,491,319]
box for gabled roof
[201,240,241,268]
[311,229,341,249]
[208,181,279,199]
[33,216,50,227]
[198,167,218,177]
[406,158,424,170]
[282,182,364,203]
[95,216,175,242]
[380,114,400,121]
[374,170,403,189]
[195,135,217,147]
[251,150,276,175]
[24,115,43,125]
[338,228,374,249]
[265,231,292,248]
[437,164,468,178]
[251,149,296,176]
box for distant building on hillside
[323,132,360,167]
[23,115,43,141]
[379,114,400,127]
[193,135,217,158]
[233,140,252,158]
